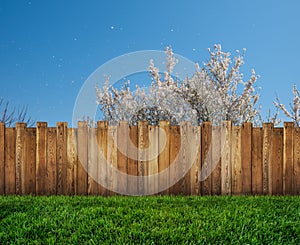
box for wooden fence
[0,121,299,196]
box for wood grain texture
[127,125,138,195]
[294,127,300,195]
[201,122,212,195]
[0,123,5,194]
[231,126,242,195]
[252,127,263,194]
[67,128,77,195]
[138,121,148,195]
[36,122,47,195]
[211,126,221,195]
[190,126,201,195]
[283,122,294,195]
[221,121,232,195]
[117,121,128,195]
[169,125,180,195]
[97,121,108,196]
[242,122,252,194]
[5,127,15,194]
[47,127,56,195]
[25,128,36,194]
[148,125,158,194]
[15,123,26,194]
[262,123,273,195]
[77,122,88,195]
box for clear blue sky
[1,0,299,126]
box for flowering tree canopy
[275,84,300,127]
[96,45,261,125]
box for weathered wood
[117,121,128,195]
[148,125,159,195]
[272,128,283,195]
[25,128,36,194]
[283,122,294,195]
[36,122,47,195]
[77,122,88,195]
[263,123,273,195]
[138,121,148,195]
[5,127,15,194]
[88,127,98,195]
[97,121,108,196]
[16,123,26,195]
[0,123,4,195]
[56,122,67,195]
[67,128,77,195]
[169,125,181,195]
[221,121,232,195]
[158,121,170,195]
[127,125,138,195]
[180,122,191,195]
[242,122,252,194]
[252,128,263,194]
[190,126,201,195]
[231,126,242,195]
[47,127,56,195]
[211,126,221,195]
[294,127,300,195]
[201,122,212,195]
[107,125,117,195]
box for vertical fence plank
[179,122,191,195]
[190,125,201,195]
[25,128,36,194]
[252,127,263,194]
[138,121,148,195]
[221,121,232,195]
[128,125,138,195]
[263,123,274,195]
[272,128,283,195]
[158,121,170,195]
[77,122,88,195]
[47,127,56,195]
[148,125,158,195]
[0,123,4,195]
[5,127,15,194]
[283,122,294,195]
[294,127,300,194]
[169,125,181,195]
[201,122,212,195]
[16,123,26,195]
[117,121,128,195]
[242,122,252,194]
[67,128,77,195]
[97,121,108,196]
[107,125,117,196]
[36,122,47,195]
[211,126,221,195]
[56,122,67,195]
[88,127,98,195]
[231,126,242,195]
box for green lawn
[0,195,299,244]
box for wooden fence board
[231,126,242,195]
[16,123,26,195]
[0,123,4,194]
[283,122,294,195]
[67,128,77,195]
[117,122,128,194]
[211,126,221,195]
[47,127,56,195]
[158,121,170,195]
[272,128,283,195]
[169,125,181,195]
[148,125,158,194]
[107,126,117,196]
[201,122,212,195]
[127,125,138,195]
[36,122,47,195]
[190,126,201,195]
[294,127,300,194]
[138,122,148,195]
[221,121,232,195]
[5,128,15,194]
[252,128,263,194]
[97,121,108,196]
[77,122,88,195]
[263,123,273,195]
[179,122,191,195]
[88,127,98,195]
[242,123,252,194]
[56,122,67,195]
[25,128,36,194]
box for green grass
[0,195,300,244]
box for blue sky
[0,0,299,126]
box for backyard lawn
[0,195,299,244]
